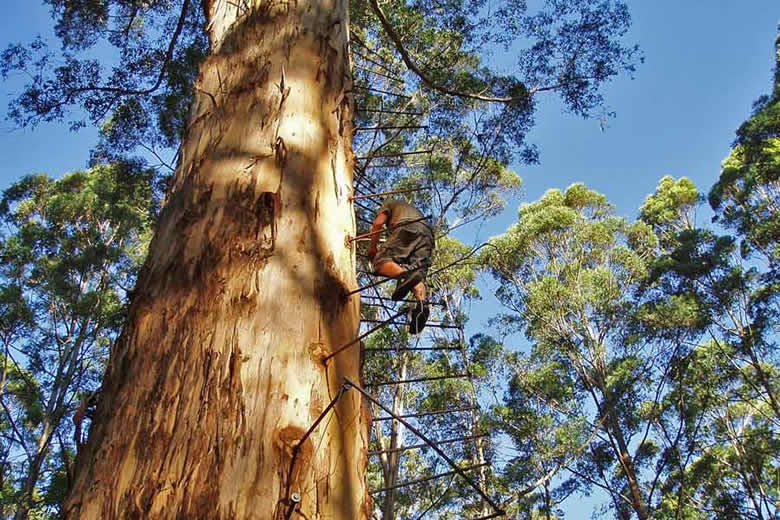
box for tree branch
[366,0,528,104]
[65,0,191,100]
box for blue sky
[1,2,778,518]
[496,1,779,228]
[2,3,777,217]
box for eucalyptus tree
[3,0,640,517]
[707,33,780,421]
[0,164,155,519]
[641,179,779,519]
[482,184,671,520]
[483,176,778,519]
[606,34,780,520]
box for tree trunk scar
[273,68,291,144]
[275,136,287,167]
[330,146,340,202]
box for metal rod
[353,178,381,201]
[348,227,385,242]
[348,243,490,298]
[373,406,478,422]
[323,310,405,362]
[350,186,428,201]
[364,346,460,352]
[351,36,400,67]
[284,384,349,519]
[357,162,425,169]
[353,64,404,84]
[367,373,470,387]
[353,198,378,213]
[356,108,423,116]
[352,85,410,99]
[360,301,401,308]
[369,463,490,495]
[352,50,403,77]
[361,320,462,330]
[354,173,380,190]
[361,295,445,307]
[470,513,505,520]
[345,377,502,514]
[355,125,428,131]
[361,300,443,308]
[368,433,488,456]
[356,149,433,159]
[345,272,399,296]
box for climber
[367,198,434,334]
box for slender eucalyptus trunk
[451,299,491,517]
[591,376,649,520]
[377,352,408,520]
[14,427,53,520]
[64,0,369,518]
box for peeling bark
[64,0,368,518]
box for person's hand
[368,244,377,259]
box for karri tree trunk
[64,0,369,518]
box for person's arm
[368,210,389,259]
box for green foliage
[641,170,780,519]
[483,168,779,519]
[483,183,664,518]
[639,176,699,248]
[709,36,780,267]
[1,0,208,159]
[0,162,156,518]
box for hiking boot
[391,269,424,301]
[408,300,430,335]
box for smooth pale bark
[375,352,409,520]
[64,0,368,518]
[451,306,491,519]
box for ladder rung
[470,513,504,520]
[356,149,433,159]
[352,85,410,98]
[373,405,477,422]
[367,373,469,386]
[356,108,423,116]
[355,125,428,131]
[368,432,487,456]
[361,319,462,330]
[369,462,489,494]
[353,64,404,84]
[364,346,460,352]
[361,295,446,307]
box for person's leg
[407,225,434,333]
[373,260,405,278]
[374,227,425,301]
[411,281,426,301]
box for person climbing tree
[367,199,435,334]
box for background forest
[0,1,777,519]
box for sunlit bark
[64,0,369,518]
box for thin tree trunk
[451,300,491,518]
[378,351,408,520]
[601,392,649,520]
[543,480,551,520]
[15,422,54,520]
[64,0,368,518]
